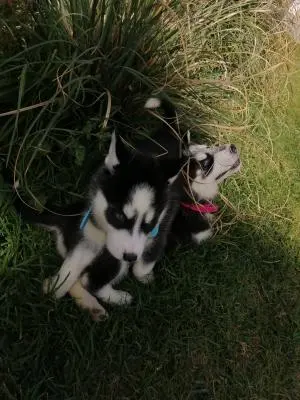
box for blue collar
[80,208,159,238]
[149,225,159,238]
[79,207,92,230]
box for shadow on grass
[0,213,299,400]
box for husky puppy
[11,98,240,320]
[13,110,186,319]
[170,142,241,247]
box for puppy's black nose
[230,144,237,153]
[123,253,137,262]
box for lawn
[0,1,300,399]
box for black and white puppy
[170,142,241,247]
[14,119,185,319]
[12,98,240,320]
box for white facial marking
[123,204,135,219]
[188,144,208,155]
[145,208,155,223]
[104,131,119,172]
[106,185,155,260]
[194,152,208,161]
[130,185,154,215]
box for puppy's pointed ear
[104,131,130,173]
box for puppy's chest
[82,221,106,249]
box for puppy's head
[186,143,241,200]
[89,132,182,261]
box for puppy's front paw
[90,307,109,322]
[79,295,108,321]
[136,271,154,285]
[118,290,133,305]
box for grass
[1,1,300,399]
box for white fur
[144,97,161,109]
[111,260,130,285]
[54,229,67,258]
[188,144,208,155]
[92,190,109,228]
[68,281,108,321]
[83,219,106,246]
[132,260,155,284]
[145,208,155,223]
[191,179,219,201]
[95,285,132,305]
[104,131,119,172]
[192,229,213,244]
[124,185,154,217]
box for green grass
[1,1,300,399]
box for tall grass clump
[0,0,292,209]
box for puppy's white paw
[117,290,133,305]
[136,271,154,285]
[96,285,133,306]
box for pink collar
[180,202,219,214]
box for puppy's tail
[144,96,178,134]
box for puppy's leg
[43,240,99,299]
[95,284,133,305]
[132,261,155,284]
[69,281,108,321]
[192,228,213,245]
